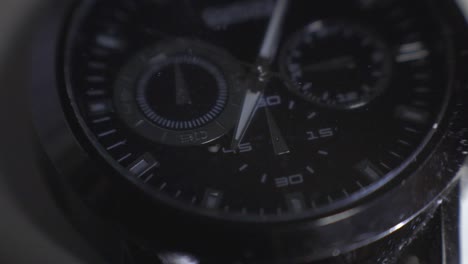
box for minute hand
[231,0,289,150]
[259,0,290,62]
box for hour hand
[231,89,263,150]
[265,106,290,155]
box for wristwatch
[25,0,468,263]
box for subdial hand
[174,64,192,106]
[303,56,356,72]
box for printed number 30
[275,174,304,188]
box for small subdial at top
[280,19,391,109]
[114,39,244,146]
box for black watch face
[64,0,452,222]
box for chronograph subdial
[114,39,244,146]
[280,19,392,109]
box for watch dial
[65,0,452,222]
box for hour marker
[96,34,125,50]
[414,87,430,93]
[361,36,372,46]
[175,190,181,197]
[307,20,324,33]
[414,73,429,80]
[395,105,429,124]
[285,193,306,213]
[202,189,223,209]
[372,51,384,62]
[88,101,111,116]
[91,46,110,56]
[389,151,403,159]
[306,166,315,174]
[291,50,302,58]
[277,207,283,215]
[98,129,116,138]
[342,189,349,197]
[261,173,268,183]
[131,120,143,128]
[106,140,126,151]
[322,92,330,101]
[290,64,302,79]
[371,70,382,77]
[239,164,249,172]
[127,153,159,177]
[142,173,154,183]
[388,8,404,19]
[113,10,129,22]
[117,153,132,163]
[311,200,317,208]
[215,121,226,130]
[355,159,383,181]
[160,132,168,142]
[412,101,428,107]
[92,117,111,123]
[86,89,106,96]
[288,101,295,110]
[396,42,429,63]
[91,48,109,56]
[208,144,221,153]
[86,75,106,83]
[318,150,329,156]
[356,181,365,189]
[397,139,411,146]
[88,62,107,69]
[159,182,167,190]
[380,162,391,170]
[302,82,313,91]
[307,112,317,119]
[404,126,421,134]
